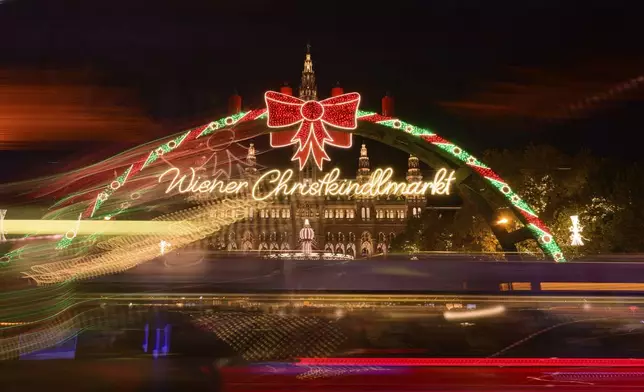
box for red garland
[265,91,360,170]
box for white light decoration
[569,215,584,246]
[160,240,171,255]
[0,209,6,241]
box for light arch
[66,102,565,262]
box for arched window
[361,207,366,219]
[366,207,370,219]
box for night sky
[1,0,643,182]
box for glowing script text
[159,167,456,200]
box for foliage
[402,144,644,258]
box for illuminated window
[366,207,370,219]
[361,207,366,219]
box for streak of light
[0,234,63,242]
[296,357,644,367]
[70,292,644,305]
[443,305,505,321]
[21,198,267,285]
[2,219,216,235]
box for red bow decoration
[265,91,361,170]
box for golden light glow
[159,166,457,200]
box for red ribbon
[265,91,360,170]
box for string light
[358,110,566,262]
[41,93,564,263]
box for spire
[299,44,317,101]
[244,143,259,180]
[406,154,422,182]
[357,143,371,183]
[247,143,256,165]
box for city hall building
[201,48,459,257]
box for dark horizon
[1,0,643,183]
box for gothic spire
[244,143,259,180]
[406,154,422,183]
[299,44,317,101]
[357,143,371,183]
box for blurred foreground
[4,289,644,390]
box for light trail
[2,219,212,235]
[444,305,506,321]
[296,357,644,367]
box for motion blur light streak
[296,358,644,367]
[21,198,267,285]
[0,69,160,149]
[443,305,505,321]
[2,219,225,235]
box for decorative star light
[265,91,360,170]
[569,215,584,246]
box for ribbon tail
[292,137,330,171]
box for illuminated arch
[64,101,565,262]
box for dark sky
[1,0,643,182]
